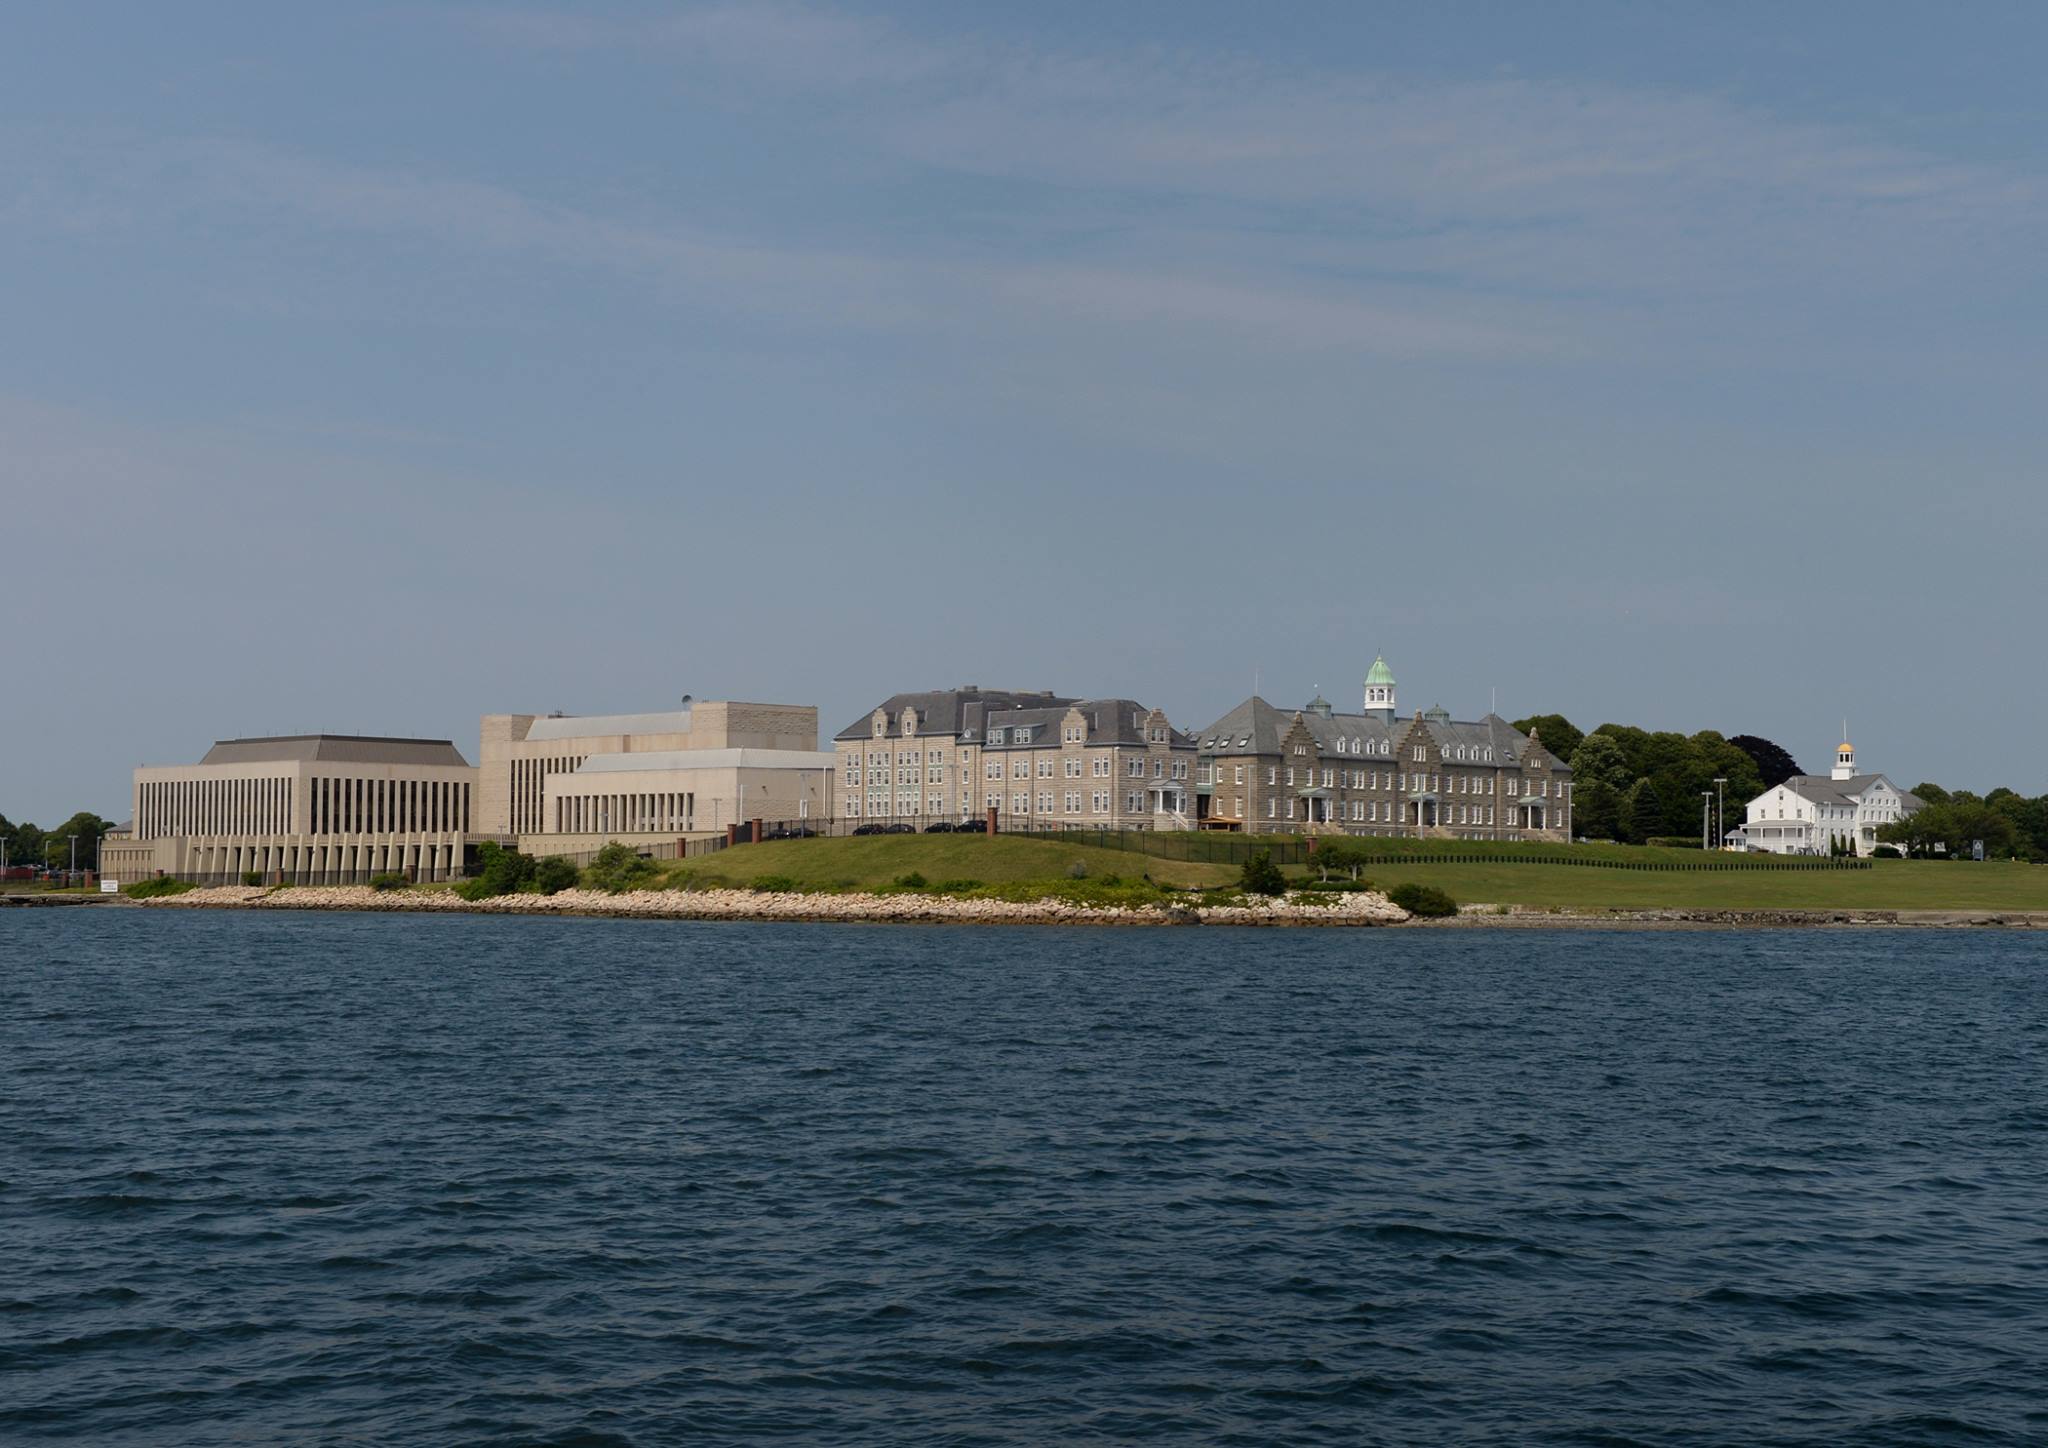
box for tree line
[1511,715,2048,861]
[0,812,115,872]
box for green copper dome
[1364,655,1396,686]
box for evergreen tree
[1624,779,1662,844]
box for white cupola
[1831,732,1856,782]
[1363,654,1397,722]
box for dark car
[953,819,989,834]
[762,826,817,841]
[851,823,886,836]
[923,821,957,834]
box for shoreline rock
[134,884,1410,927]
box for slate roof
[983,699,1195,750]
[834,688,1077,742]
[1777,774,1925,811]
[1190,698,1566,773]
[198,735,472,768]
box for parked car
[851,823,886,836]
[923,821,957,834]
[953,819,989,834]
[762,826,817,841]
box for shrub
[124,877,196,899]
[533,856,580,896]
[1389,882,1458,918]
[1871,845,1903,860]
[895,871,928,889]
[934,878,984,894]
[1066,860,1090,880]
[751,873,800,893]
[242,870,265,887]
[1239,849,1286,897]
[461,840,537,899]
[583,842,661,894]
[368,872,408,892]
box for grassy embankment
[677,835,2048,913]
[665,835,1236,892]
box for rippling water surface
[4,910,2047,1445]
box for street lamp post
[1712,777,1728,852]
[1700,793,1713,852]
[68,834,79,886]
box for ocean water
[3,910,2046,1446]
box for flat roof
[198,734,472,768]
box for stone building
[103,734,480,883]
[833,687,1198,828]
[1191,656,1573,839]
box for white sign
[100,880,119,893]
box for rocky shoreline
[134,884,1411,927]
[116,888,2048,929]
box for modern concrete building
[1736,734,1923,856]
[479,699,833,849]
[1192,656,1574,839]
[103,734,480,883]
[833,687,1198,828]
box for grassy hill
[668,834,2048,913]
[671,834,1238,891]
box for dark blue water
[4,912,2046,1446]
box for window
[1038,759,1053,778]
[1012,792,1028,813]
[1039,792,1054,812]
[1012,760,1029,779]
[1093,791,1109,813]
[989,728,1005,745]
[986,760,1002,780]
[1235,765,1245,784]
[1267,767,1277,786]
[1413,745,1426,762]
[1065,758,1082,777]
[1285,768,1294,786]
[1065,792,1080,813]
[1094,757,1111,778]
[1126,792,1141,812]
[1267,798,1276,819]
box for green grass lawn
[1360,858,2048,913]
[672,835,2047,913]
[670,834,1238,891]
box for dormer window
[989,728,1005,745]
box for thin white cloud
[469,2,2035,304]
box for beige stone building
[103,734,480,883]
[1193,657,1573,839]
[479,699,831,850]
[833,687,1197,828]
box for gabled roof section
[833,688,1076,742]
[1779,773,1921,810]
[199,735,472,768]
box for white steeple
[1832,722,1856,782]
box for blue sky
[4,2,2044,823]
